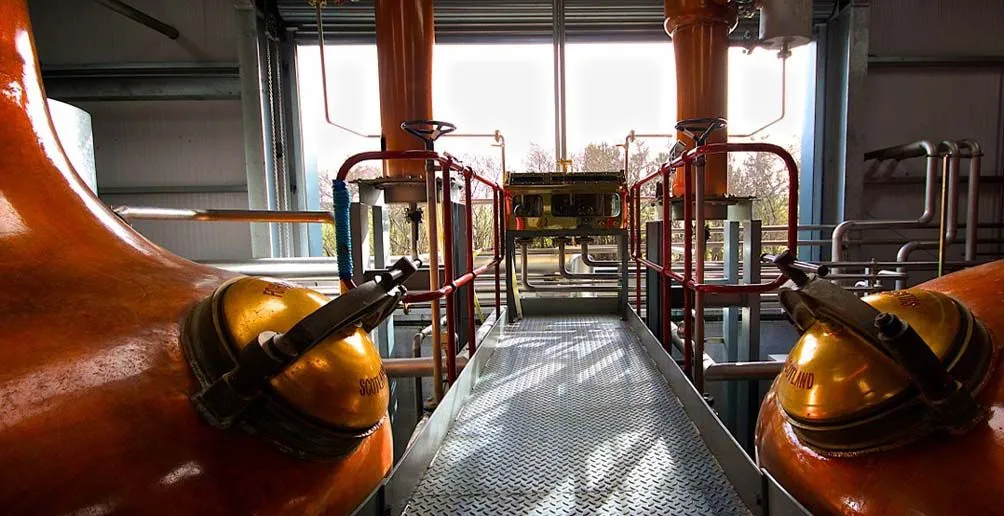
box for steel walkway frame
[355,308,809,516]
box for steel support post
[505,232,518,323]
[235,0,274,257]
[645,220,664,345]
[739,219,762,451]
[350,201,371,286]
[618,232,629,317]
[722,220,742,434]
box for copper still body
[0,0,392,513]
[376,0,435,177]
[664,0,737,197]
[757,260,1004,515]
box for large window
[566,41,813,230]
[296,39,813,255]
[297,42,555,256]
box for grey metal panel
[99,192,253,261]
[859,70,1002,265]
[401,315,750,515]
[869,0,1004,56]
[79,100,247,188]
[28,0,239,65]
[818,1,869,226]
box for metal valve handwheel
[401,120,457,145]
[675,117,728,146]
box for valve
[401,120,457,150]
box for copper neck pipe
[375,0,435,178]
[665,0,737,197]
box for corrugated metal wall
[28,0,252,261]
[858,0,1004,267]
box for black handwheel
[401,120,457,144]
[675,117,728,146]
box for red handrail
[627,141,799,377]
[335,149,505,385]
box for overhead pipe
[622,130,677,180]
[93,0,179,39]
[958,140,983,261]
[113,206,334,224]
[831,140,939,272]
[896,141,962,287]
[314,2,381,140]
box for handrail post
[464,170,477,356]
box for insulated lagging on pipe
[333,179,353,285]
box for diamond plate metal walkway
[402,316,749,515]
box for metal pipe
[832,140,938,268]
[93,0,179,39]
[580,238,619,267]
[385,356,469,378]
[959,139,983,261]
[557,239,619,280]
[623,131,676,179]
[704,358,784,381]
[552,0,567,162]
[425,155,443,401]
[315,2,381,139]
[520,244,620,292]
[895,141,962,288]
[694,156,706,393]
[113,206,334,224]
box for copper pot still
[757,260,1004,515]
[0,0,394,514]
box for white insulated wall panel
[81,99,252,261]
[869,0,1004,56]
[79,100,247,188]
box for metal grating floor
[402,316,749,515]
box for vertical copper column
[665,0,737,197]
[376,0,435,178]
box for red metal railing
[337,150,505,385]
[628,142,799,377]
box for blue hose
[332,179,353,281]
